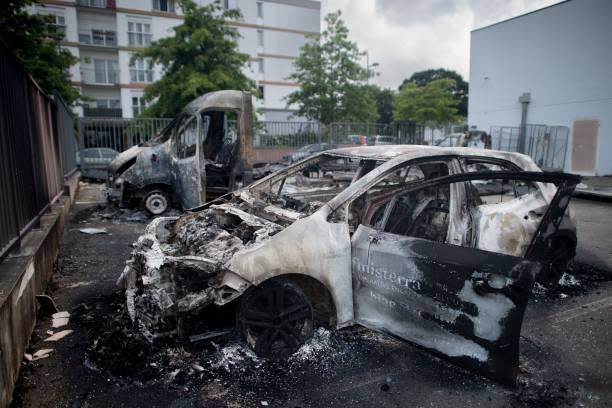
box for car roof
[325,145,537,169]
[181,90,248,116]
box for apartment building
[29,0,320,120]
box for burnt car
[117,145,579,384]
[105,90,254,214]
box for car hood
[108,145,147,174]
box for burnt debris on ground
[72,204,183,225]
[531,262,612,302]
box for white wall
[63,46,81,82]
[262,30,309,57]
[261,1,319,33]
[263,83,297,110]
[77,10,116,33]
[469,0,612,175]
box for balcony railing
[80,68,119,85]
[76,0,114,9]
[83,107,123,117]
[79,30,117,47]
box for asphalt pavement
[10,185,612,408]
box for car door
[351,171,580,384]
[172,115,202,209]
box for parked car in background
[434,132,465,147]
[78,148,119,181]
[284,143,333,164]
[435,130,492,149]
[370,135,396,145]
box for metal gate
[328,122,426,146]
[78,117,172,151]
[490,125,569,171]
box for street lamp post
[361,50,379,85]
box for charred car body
[105,90,254,214]
[118,145,580,384]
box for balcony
[83,107,122,117]
[80,68,119,86]
[76,0,115,9]
[79,29,117,47]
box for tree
[136,0,255,117]
[342,85,378,123]
[364,85,395,123]
[285,11,377,125]
[393,78,460,128]
[400,68,468,117]
[0,0,79,105]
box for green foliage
[136,0,255,117]
[0,0,79,105]
[285,11,377,125]
[400,68,468,117]
[363,85,395,123]
[394,78,460,128]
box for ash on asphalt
[530,262,612,302]
[74,262,610,407]
[12,199,612,407]
[74,289,391,405]
[72,204,182,225]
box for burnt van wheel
[239,279,313,359]
[143,190,169,215]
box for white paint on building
[468,0,612,175]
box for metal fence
[254,121,321,147]
[328,122,426,145]
[78,117,172,151]
[0,38,75,261]
[54,92,78,177]
[490,124,569,171]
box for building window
[258,85,264,99]
[52,14,66,37]
[128,21,152,46]
[36,9,66,38]
[94,99,121,109]
[256,2,263,18]
[257,30,264,46]
[132,95,147,117]
[152,0,175,12]
[80,29,116,46]
[93,59,118,84]
[257,59,264,73]
[130,58,154,83]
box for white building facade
[29,0,320,120]
[468,0,612,175]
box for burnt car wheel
[143,190,170,215]
[239,279,314,359]
[540,239,574,286]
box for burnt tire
[539,239,574,287]
[238,279,313,359]
[142,189,170,215]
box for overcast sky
[320,0,564,89]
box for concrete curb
[0,172,80,407]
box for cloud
[321,0,563,89]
